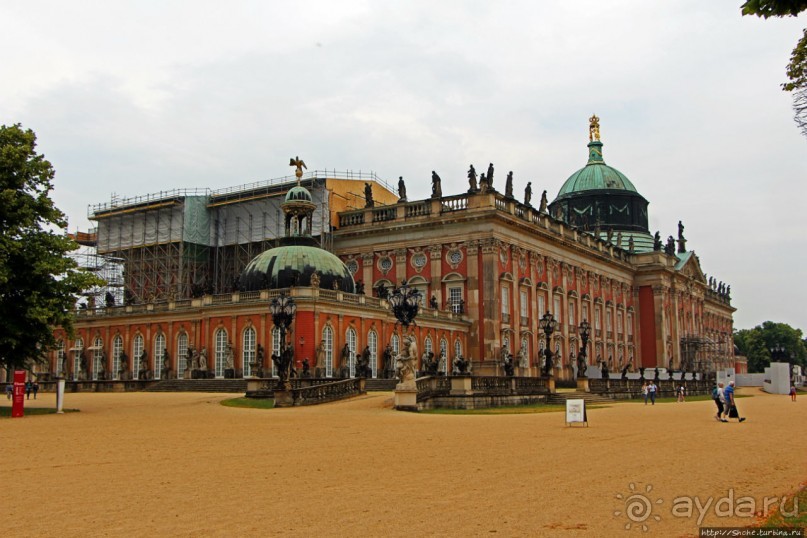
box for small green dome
[556,141,638,197]
[239,245,355,293]
[285,185,313,203]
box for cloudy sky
[2,1,805,332]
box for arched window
[242,327,256,377]
[439,338,448,373]
[322,326,334,377]
[92,337,104,380]
[368,330,378,378]
[176,332,188,377]
[271,327,281,377]
[55,340,65,377]
[391,334,400,356]
[453,339,462,360]
[346,328,357,377]
[214,329,228,378]
[132,335,144,378]
[112,336,123,380]
[153,333,166,380]
[72,338,84,381]
[424,336,433,357]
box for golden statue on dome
[289,156,307,181]
[589,114,601,142]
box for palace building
[41,118,741,384]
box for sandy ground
[1,388,804,538]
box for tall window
[368,330,378,378]
[424,336,433,368]
[271,328,281,377]
[454,339,462,360]
[617,312,623,333]
[553,296,562,320]
[449,286,463,313]
[346,328,357,377]
[391,334,400,356]
[55,340,65,376]
[322,326,334,377]
[520,289,529,319]
[73,338,84,381]
[242,327,256,377]
[153,333,166,380]
[627,313,634,336]
[92,337,104,380]
[606,311,613,332]
[568,300,576,327]
[501,286,510,318]
[583,303,590,322]
[439,338,448,373]
[176,332,188,377]
[132,335,144,378]
[595,307,602,330]
[214,329,228,378]
[112,336,123,380]
[538,294,546,316]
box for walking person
[648,381,657,405]
[724,381,746,422]
[790,385,797,402]
[713,383,727,422]
[5,384,12,399]
[641,382,649,405]
[25,380,32,400]
[33,381,39,399]
[677,384,686,403]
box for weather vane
[589,114,601,142]
[289,156,306,183]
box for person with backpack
[713,383,727,422]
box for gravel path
[2,387,803,537]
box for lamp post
[270,293,297,392]
[578,320,591,379]
[538,311,557,378]
[388,280,423,410]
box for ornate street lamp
[388,279,421,328]
[538,311,557,377]
[578,320,591,378]
[270,293,297,391]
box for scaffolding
[68,229,125,308]
[87,171,383,302]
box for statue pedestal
[224,368,235,379]
[545,376,556,393]
[576,378,590,392]
[191,369,202,379]
[450,375,473,396]
[183,369,191,380]
[394,388,418,412]
[274,390,295,408]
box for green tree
[734,321,807,373]
[0,124,101,373]
[741,1,807,136]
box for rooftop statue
[539,190,548,213]
[467,165,478,192]
[398,176,407,201]
[589,114,601,142]
[364,182,374,208]
[289,156,306,180]
[524,182,532,206]
[505,171,514,198]
[431,171,442,198]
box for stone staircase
[144,379,247,393]
[364,378,397,391]
[545,391,614,405]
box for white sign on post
[565,398,588,426]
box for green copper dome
[285,185,313,203]
[556,140,638,197]
[239,245,355,292]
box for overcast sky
[2,1,805,332]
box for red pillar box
[12,370,25,418]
